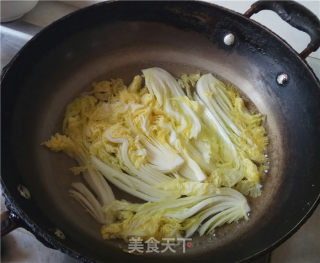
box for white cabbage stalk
[69,182,106,224]
[177,150,207,181]
[60,141,116,218]
[140,137,184,173]
[195,77,244,186]
[82,167,115,205]
[105,131,175,182]
[92,156,181,202]
[185,188,249,236]
[143,67,201,139]
[143,68,206,181]
[196,74,240,136]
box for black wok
[1,1,320,262]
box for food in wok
[44,67,268,242]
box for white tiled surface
[1,1,320,262]
[271,207,320,263]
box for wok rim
[1,1,320,262]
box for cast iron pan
[1,1,320,262]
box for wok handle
[1,211,23,236]
[244,0,320,59]
[1,210,57,249]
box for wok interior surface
[2,2,320,263]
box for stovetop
[1,1,319,263]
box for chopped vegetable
[101,187,249,240]
[43,67,268,242]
